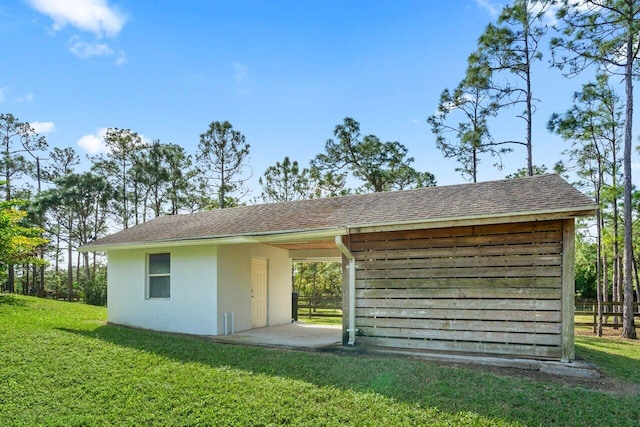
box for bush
[82,265,107,306]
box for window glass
[148,253,170,299]
[149,276,170,298]
[149,253,170,275]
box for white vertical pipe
[223,312,235,335]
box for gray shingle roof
[83,174,596,250]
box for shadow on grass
[0,294,28,306]
[56,323,640,427]
[576,339,640,384]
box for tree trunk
[39,264,45,298]
[524,14,533,176]
[633,247,640,308]
[76,250,81,285]
[23,264,29,295]
[603,253,609,324]
[472,148,478,183]
[613,255,620,328]
[32,263,37,295]
[7,266,14,293]
[67,217,74,303]
[219,166,226,209]
[83,251,91,282]
[621,32,636,339]
[92,251,97,282]
[596,180,603,336]
[55,227,61,274]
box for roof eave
[79,227,348,252]
[347,206,597,234]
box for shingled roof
[82,174,596,251]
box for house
[81,174,596,362]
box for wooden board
[356,287,561,300]
[350,220,562,243]
[355,307,562,322]
[357,326,562,346]
[354,243,563,261]
[357,266,561,279]
[357,336,562,359]
[356,317,562,334]
[356,298,561,311]
[356,277,560,289]
[350,230,562,251]
[352,220,565,360]
[357,255,562,270]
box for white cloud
[27,0,127,38]
[16,92,34,103]
[77,128,150,154]
[115,50,126,66]
[30,121,55,134]
[232,62,249,83]
[78,128,109,155]
[475,0,562,26]
[529,1,562,26]
[68,37,125,65]
[475,0,501,18]
[69,37,114,58]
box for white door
[251,257,268,328]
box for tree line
[0,115,434,304]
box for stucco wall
[107,245,218,335]
[217,243,292,334]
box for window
[148,253,170,298]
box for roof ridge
[216,173,561,212]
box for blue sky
[1,0,638,198]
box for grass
[0,296,639,426]
[296,308,342,326]
[575,332,640,383]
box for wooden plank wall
[351,220,564,360]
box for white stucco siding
[106,245,218,335]
[217,243,292,334]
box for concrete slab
[539,361,601,379]
[211,322,342,349]
[368,348,601,378]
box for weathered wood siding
[351,220,564,359]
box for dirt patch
[457,361,639,396]
[575,326,627,338]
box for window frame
[147,252,171,299]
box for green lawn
[296,308,342,325]
[1,295,639,426]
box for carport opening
[292,261,342,326]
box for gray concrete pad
[211,322,342,349]
[539,361,601,378]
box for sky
[1,0,639,199]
